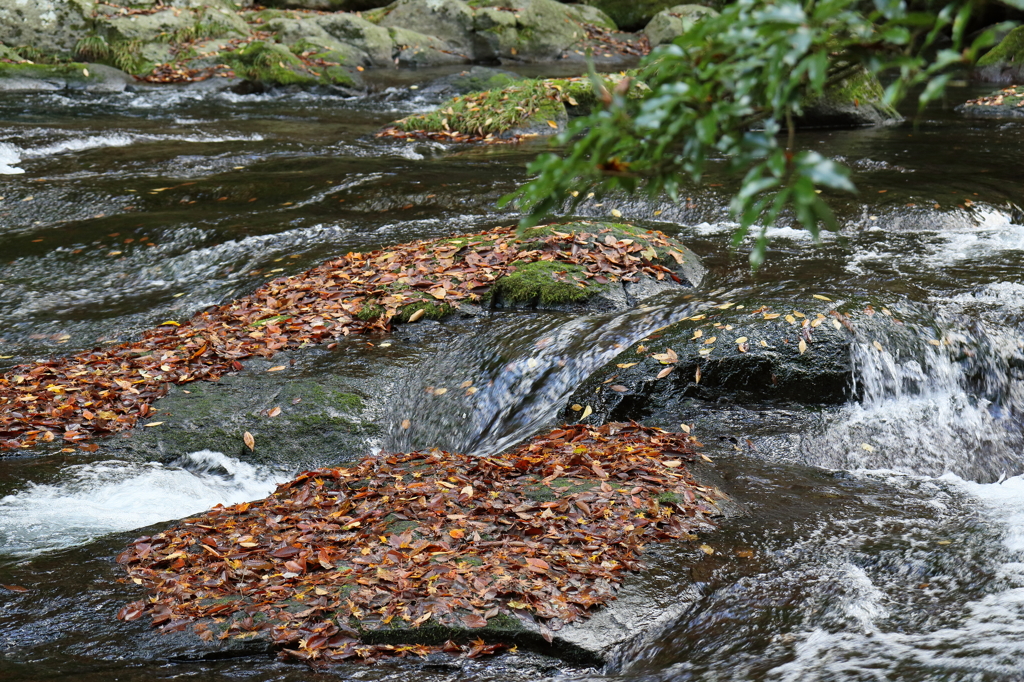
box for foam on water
[0,450,287,557]
[0,140,24,174]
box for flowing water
[3,73,1024,680]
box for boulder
[973,25,1024,83]
[563,300,861,426]
[0,0,95,54]
[563,3,617,30]
[260,0,390,9]
[473,0,588,62]
[315,12,395,67]
[376,0,478,58]
[798,66,902,129]
[105,9,196,42]
[0,61,134,93]
[576,0,692,32]
[265,16,375,67]
[957,84,1024,119]
[485,222,704,312]
[416,66,525,99]
[388,27,466,67]
[643,4,717,47]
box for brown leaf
[243,431,255,450]
[268,406,281,418]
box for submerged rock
[958,84,1024,119]
[563,299,862,425]
[0,61,134,92]
[115,423,729,666]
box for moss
[485,612,524,630]
[250,314,290,327]
[490,260,602,307]
[355,303,385,321]
[384,516,419,534]
[657,491,683,505]
[456,556,484,567]
[978,26,1024,67]
[221,40,317,86]
[0,61,97,81]
[397,299,454,322]
[361,7,391,24]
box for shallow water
[3,74,1024,680]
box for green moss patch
[978,26,1024,67]
[490,260,598,306]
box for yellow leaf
[546,120,558,129]
[873,340,884,352]
[692,329,703,340]
[430,288,447,300]
[785,315,796,323]
[616,362,638,369]
[243,431,255,450]
[611,208,622,218]
[408,308,426,322]
[268,406,281,417]
[401,419,411,430]
[735,337,748,344]
[832,319,842,330]
[699,544,715,555]
[861,443,875,452]
[812,294,833,301]
[760,339,768,347]
[144,422,164,427]
[267,366,286,372]
[657,366,673,379]
[433,388,448,396]
[679,423,691,433]
[159,320,181,327]
[694,366,701,383]
[571,404,583,411]
[581,405,592,420]
[798,339,807,354]
[663,460,682,468]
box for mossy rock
[389,73,645,138]
[578,0,701,31]
[974,25,1024,83]
[797,66,902,129]
[222,39,356,87]
[489,260,602,307]
[957,84,1024,119]
[0,61,134,92]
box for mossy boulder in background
[0,0,95,54]
[472,0,588,62]
[797,66,902,129]
[259,0,391,10]
[574,0,700,31]
[974,25,1024,83]
[643,4,717,47]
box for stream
[2,71,1024,681]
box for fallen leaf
[268,406,282,418]
[408,309,426,322]
[267,366,286,372]
[243,431,255,450]
[1,584,28,592]
[798,339,807,354]
[581,405,592,420]
[656,366,673,379]
[812,294,833,301]
[699,544,714,555]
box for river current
[2,72,1024,680]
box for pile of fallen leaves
[116,423,723,663]
[0,223,690,450]
[582,23,651,58]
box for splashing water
[803,308,1024,482]
[382,291,719,457]
[0,450,287,557]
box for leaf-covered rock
[115,423,727,665]
[973,25,1024,84]
[643,4,717,48]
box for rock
[473,0,588,61]
[486,222,704,313]
[0,0,94,54]
[105,9,196,42]
[101,353,379,472]
[388,27,466,67]
[416,66,525,99]
[315,12,395,67]
[563,301,860,425]
[261,0,390,9]
[576,0,690,32]
[221,39,359,88]
[973,26,1024,83]
[563,3,617,30]
[377,0,479,58]
[798,66,902,129]
[643,4,717,47]
[957,84,1024,119]
[0,61,134,93]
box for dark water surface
[4,75,1024,680]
